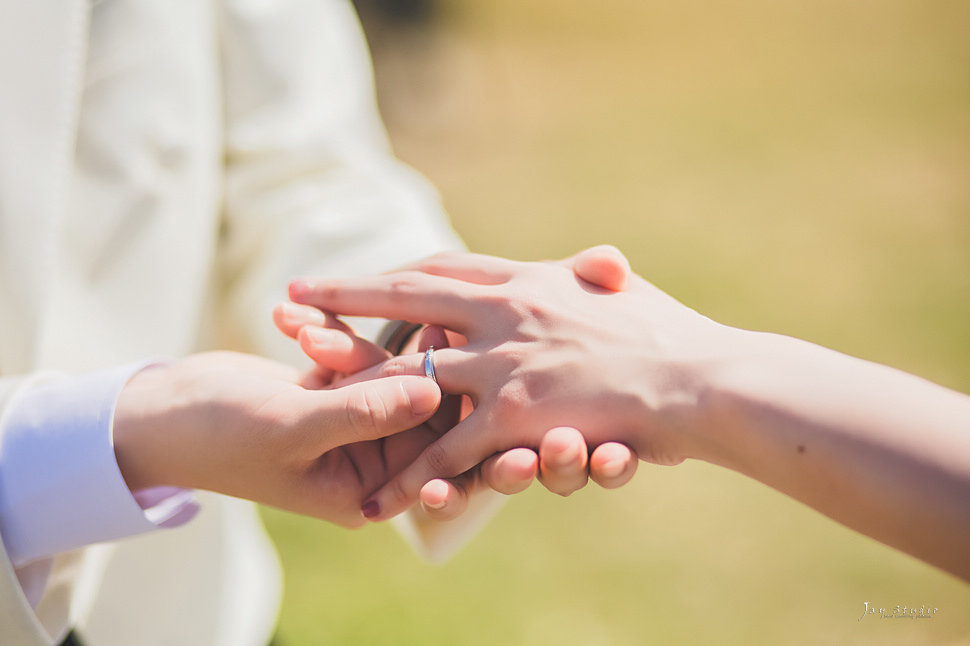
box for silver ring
[423,346,438,384]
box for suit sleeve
[218,0,464,364]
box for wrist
[657,326,774,468]
[114,363,180,492]
[687,329,810,472]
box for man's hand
[113,351,442,527]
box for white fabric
[0,362,198,569]
[0,0,474,644]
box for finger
[418,478,469,521]
[589,442,639,489]
[572,245,630,292]
[482,448,538,495]
[415,324,449,352]
[306,376,441,449]
[421,445,538,519]
[537,427,589,497]
[288,272,487,333]
[361,412,497,521]
[329,346,480,397]
[298,325,391,374]
[273,302,350,340]
[299,365,336,390]
[396,251,520,285]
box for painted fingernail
[361,500,381,519]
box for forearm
[698,331,970,579]
[287,251,970,555]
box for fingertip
[484,448,538,495]
[361,463,430,522]
[539,427,588,467]
[419,479,468,520]
[590,442,638,489]
[574,245,631,292]
[538,427,589,497]
[420,479,450,510]
[361,499,381,520]
[401,377,441,419]
[299,324,352,354]
[271,302,290,336]
[277,301,331,340]
[288,279,315,301]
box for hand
[557,244,631,292]
[411,245,638,516]
[289,247,705,520]
[112,351,443,527]
[273,299,637,521]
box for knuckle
[493,380,532,421]
[423,441,454,477]
[378,356,411,378]
[387,275,422,301]
[385,478,414,514]
[346,387,390,438]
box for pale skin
[112,248,638,528]
[288,245,970,580]
[268,246,638,520]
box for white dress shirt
[0,363,197,571]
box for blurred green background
[263,1,970,643]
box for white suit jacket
[0,1,485,644]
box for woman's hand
[272,275,638,521]
[267,245,639,521]
[287,247,735,520]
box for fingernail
[403,379,439,417]
[422,480,449,510]
[598,457,626,479]
[302,324,349,351]
[288,279,315,299]
[280,302,326,328]
[361,500,381,519]
[547,445,579,468]
[302,325,328,345]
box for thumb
[311,376,441,446]
[572,245,630,292]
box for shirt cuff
[0,361,199,567]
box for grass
[263,1,970,643]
